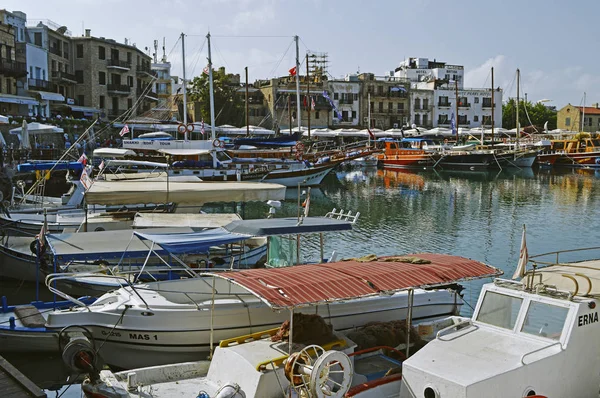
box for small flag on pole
[202,65,210,75]
[289,66,297,76]
[80,166,93,190]
[36,223,46,249]
[311,97,316,110]
[119,124,130,137]
[512,224,529,279]
[99,160,105,171]
[77,153,88,165]
[201,119,205,135]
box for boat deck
[0,355,46,397]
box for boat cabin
[550,136,600,153]
[400,275,600,398]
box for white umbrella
[0,115,8,124]
[9,122,63,134]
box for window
[127,52,132,64]
[565,117,571,126]
[414,98,421,110]
[75,70,83,83]
[483,115,492,125]
[521,301,569,340]
[370,102,374,112]
[315,111,320,119]
[51,60,57,71]
[474,97,479,104]
[397,103,404,112]
[414,114,421,125]
[128,98,133,109]
[77,95,85,106]
[34,32,42,46]
[377,86,383,95]
[98,46,106,60]
[353,93,358,100]
[342,110,349,122]
[351,110,356,119]
[423,99,429,109]
[76,44,83,58]
[127,76,133,87]
[98,71,106,85]
[476,291,523,330]
[458,115,467,125]
[388,102,393,111]
[378,102,383,112]
[474,115,479,122]
[482,97,492,108]
[438,114,449,124]
[423,114,428,126]
[99,95,105,108]
[439,96,449,106]
[367,85,373,94]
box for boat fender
[187,123,195,133]
[177,124,187,134]
[213,139,223,148]
[30,240,46,255]
[214,382,246,398]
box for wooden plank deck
[0,355,46,398]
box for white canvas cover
[133,213,241,229]
[85,180,286,205]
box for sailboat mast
[582,92,586,132]
[455,80,459,141]
[516,69,520,149]
[306,53,311,139]
[491,67,494,147]
[245,66,249,136]
[181,32,187,140]
[207,32,217,167]
[295,35,301,133]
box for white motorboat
[399,246,600,398]
[0,253,501,370]
[74,253,501,397]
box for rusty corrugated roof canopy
[203,253,502,309]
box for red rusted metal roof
[203,253,502,309]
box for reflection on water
[2,166,600,395]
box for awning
[68,105,101,113]
[133,213,241,229]
[0,94,39,105]
[158,149,211,156]
[33,91,65,102]
[202,253,503,309]
[84,180,286,206]
[134,228,252,255]
[224,217,353,236]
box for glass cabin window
[520,301,569,340]
[476,291,523,330]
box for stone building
[557,104,600,132]
[71,29,155,120]
[327,75,361,128]
[358,73,410,130]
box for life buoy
[186,124,195,133]
[177,124,187,134]
[295,142,305,152]
[213,139,223,148]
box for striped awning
[202,253,503,309]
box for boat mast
[491,67,494,147]
[245,66,249,136]
[181,32,187,140]
[516,69,519,149]
[306,53,311,139]
[455,80,459,141]
[582,92,586,132]
[207,32,217,167]
[368,93,371,129]
[295,35,301,133]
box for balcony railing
[137,87,158,100]
[338,98,354,105]
[438,102,451,107]
[107,84,131,94]
[136,65,157,77]
[414,105,433,111]
[0,58,27,77]
[458,103,471,108]
[51,70,77,83]
[28,78,50,90]
[482,103,495,109]
[107,59,132,69]
[49,47,62,56]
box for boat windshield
[476,291,522,330]
[520,301,569,340]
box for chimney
[595,103,599,109]
[85,29,91,38]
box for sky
[4,0,600,109]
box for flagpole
[295,35,301,133]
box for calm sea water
[2,165,600,396]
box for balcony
[107,84,131,94]
[0,58,27,78]
[51,70,77,84]
[136,65,157,77]
[458,103,471,108]
[107,59,132,70]
[438,102,451,108]
[482,103,495,109]
[338,98,354,105]
[414,105,433,112]
[28,78,51,90]
[49,47,62,57]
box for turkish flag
[289,66,297,76]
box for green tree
[502,99,556,131]
[188,68,245,126]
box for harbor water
[1,165,600,396]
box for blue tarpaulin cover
[134,228,251,254]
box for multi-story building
[410,88,435,128]
[257,75,331,131]
[417,82,502,129]
[394,57,464,88]
[358,73,410,130]
[557,104,600,132]
[327,75,361,127]
[0,9,31,116]
[71,29,155,119]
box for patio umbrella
[0,115,8,124]
[21,120,30,149]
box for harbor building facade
[557,104,600,132]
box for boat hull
[436,152,507,170]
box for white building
[394,57,464,89]
[25,43,51,116]
[327,75,361,127]
[410,89,435,128]
[426,83,502,129]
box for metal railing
[107,59,132,69]
[51,70,77,82]
[28,78,50,90]
[107,84,131,93]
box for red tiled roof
[576,106,600,115]
[204,253,502,309]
